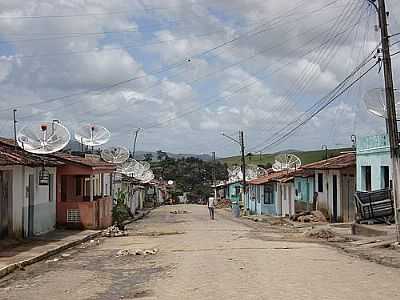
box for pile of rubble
[304,227,336,240]
[215,199,231,209]
[102,225,128,237]
[291,211,327,223]
[115,248,159,257]
[170,210,191,214]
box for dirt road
[1,204,400,300]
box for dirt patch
[170,210,191,214]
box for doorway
[332,175,338,222]
[0,171,11,239]
[28,174,35,237]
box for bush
[112,191,130,230]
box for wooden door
[332,175,338,222]
[28,174,34,237]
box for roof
[248,170,292,185]
[51,153,116,170]
[0,141,63,167]
[302,153,355,170]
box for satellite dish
[117,159,138,174]
[101,146,129,164]
[272,153,302,172]
[17,121,70,154]
[167,180,174,185]
[74,124,111,147]
[138,170,155,183]
[363,88,400,120]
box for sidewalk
[0,210,151,279]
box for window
[235,186,241,196]
[362,166,372,191]
[381,166,390,189]
[48,174,53,202]
[264,185,274,204]
[318,173,324,192]
[75,176,82,196]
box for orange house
[53,153,116,230]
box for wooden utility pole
[212,151,217,200]
[377,0,400,240]
[240,131,247,207]
[132,128,141,159]
[13,109,17,149]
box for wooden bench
[353,189,394,224]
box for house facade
[227,181,242,203]
[0,140,61,239]
[303,153,356,222]
[113,173,145,215]
[356,134,391,191]
[293,170,315,211]
[54,153,115,230]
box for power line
[0,0,331,114]
[255,58,379,152]
[21,3,345,121]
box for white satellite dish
[272,153,302,172]
[74,124,111,147]
[101,146,129,164]
[138,170,155,183]
[17,121,70,154]
[363,88,400,120]
[167,180,174,185]
[117,159,138,174]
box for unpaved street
[1,204,400,300]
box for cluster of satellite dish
[227,165,268,182]
[16,121,154,184]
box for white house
[0,139,61,239]
[303,153,356,222]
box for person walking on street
[208,196,215,220]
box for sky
[0,0,399,157]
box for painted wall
[313,167,355,222]
[356,134,391,191]
[246,183,277,215]
[294,177,314,211]
[0,165,57,238]
[227,182,242,203]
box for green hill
[220,148,352,167]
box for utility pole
[13,109,17,149]
[322,145,328,160]
[212,151,217,200]
[375,0,400,240]
[240,131,247,208]
[132,128,141,159]
[221,131,247,213]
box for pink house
[53,153,116,230]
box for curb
[0,231,101,279]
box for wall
[356,134,391,191]
[31,167,57,235]
[294,177,314,211]
[227,182,242,203]
[247,183,277,216]
[313,167,355,222]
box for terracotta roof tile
[302,153,355,170]
[51,152,116,170]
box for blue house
[246,171,289,216]
[293,170,315,212]
[356,134,391,191]
[226,181,242,204]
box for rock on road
[1,204,400,300]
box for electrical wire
[254,56,379,152]
[1,0,334,114]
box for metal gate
[0,171,11,239]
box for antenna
[74,124,111,147]
[363,88,400,120]
[17,121,71,154]
[272,153,302,172]
[101,146,129,164]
